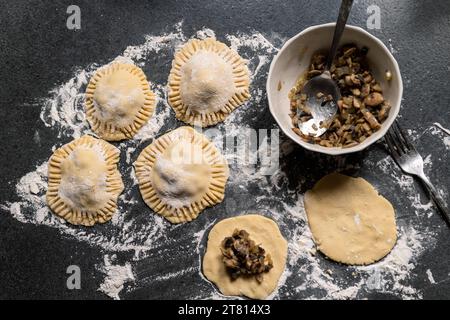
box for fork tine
[390,122,408,153]
[386,126,406,156]
[385,131,401,159]
[391,121,409,151]
[393,121,416,151]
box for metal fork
[385,120,449,226]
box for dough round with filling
[203,214,288,299]
[167,38,250,127]
[46,135,124,226]
[85,62,156,141]
[304,173,397,265]
[135,126,229,223]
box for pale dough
[167,38,250,127]
[203,214,288,299]
[304,173,397,265]
[134,126,229,223]
[46,135,124,226]
[85,62,156,141]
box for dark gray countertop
[0,0,449,299]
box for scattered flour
[445,137,450,149]
[433,123,450,150]
[195,28,216,40]
[98,254,135,300]
[426,269,436,284]
[388,38,398,54]
[1,21,447,300]
[40,68,92,139]
[152,266,198,282]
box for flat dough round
[168,38,250,127]
[304,173,397,265]
[46,135,124,226]
[203,214,288,299]
[135,126,229,223]
[85,62,156,141]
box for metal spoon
[298,0,354,137]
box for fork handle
[418,174,450,227]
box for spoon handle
[325,0,354,71]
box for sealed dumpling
[46,135,124,226]
[135,126,229,223]
[85,62,156,141]
[168,38,250,127]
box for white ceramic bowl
[267,23,403,155]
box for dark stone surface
[0,0,449,299]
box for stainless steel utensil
[299,0,353,137]
[385,120,449,226]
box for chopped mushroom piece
[350,74,361,86]
[361,83,371,97]
[378,103,391,121]
[361,108,381,129]
[343,47,356,57]
[352,88,361,96]
[335,66,351,78]
[308,70,322,77]
[364,92,384,106]
[363,74,373,83]
[372,83,382,92]
[353,97,361,108]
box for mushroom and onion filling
[220,229,273,283]
[288,44,392,148]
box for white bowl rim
[266,23,403,155]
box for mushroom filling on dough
[221,229,274,283]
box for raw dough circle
[304,173,397,265]
[203,214,288,299]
